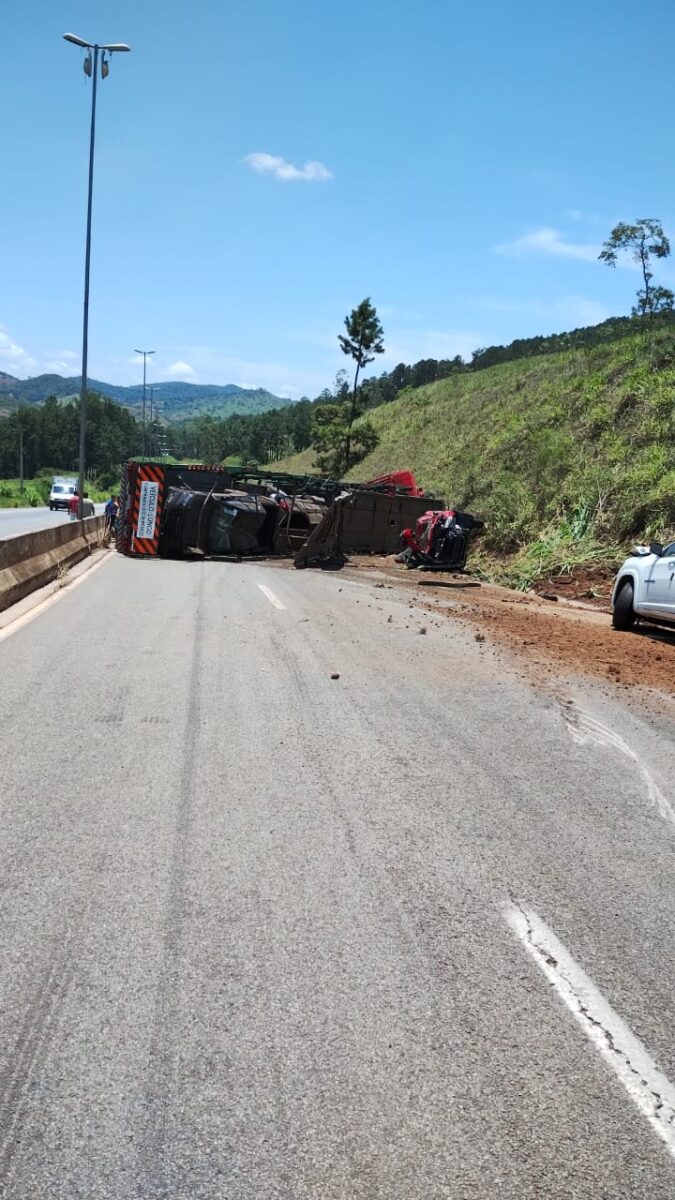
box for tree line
[0,393,140,485]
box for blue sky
[3,0,675,398]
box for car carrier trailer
[116,461,480,568]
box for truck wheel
[612,581,636,630]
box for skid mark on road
[0,924,81,1188]
[505,903,675,1162]
[564,706,675,827]
[257,583,287,610]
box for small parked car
[611,541,675,630]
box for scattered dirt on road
[343,555,675,696]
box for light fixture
[63,32,91,48]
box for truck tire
[612,580,636,631]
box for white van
[49,478,77,511]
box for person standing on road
[68,489,80,520]
[104,495,118,537]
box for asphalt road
[0,555,674,1198]
[0,504,106,538]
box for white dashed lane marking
[505,903,675,1162]
[257,583,287,611]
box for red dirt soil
[344,555,675,696]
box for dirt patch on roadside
[528,564,615,609]
[343,555,675,696]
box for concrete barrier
[0,516,106,613]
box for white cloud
[243,152,333,182]
[495,227,599,263]
[0,325,38,376]
[166,361,197,380]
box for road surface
[0,554,674,1198]
[0,504,106,538]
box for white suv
[611,541,675,630]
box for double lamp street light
[63,32,130,518]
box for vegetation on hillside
[165,313,675,468]
[275,328,675,583]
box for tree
[7,407,35,489]
[338,298,385,470]
[599,218,674,317]
[312,403,378,476]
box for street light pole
[135,349,155,456]
[148,386,161,456]
[64,32,130,518]
[78,42,98,521]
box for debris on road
[345,554,675,696]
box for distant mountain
[0,373,289,422]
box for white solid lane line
[257,583,287,611]
[0,553,113,644]
[504,903,675,1162]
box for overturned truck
[117,462,482,569]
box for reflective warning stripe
[131,464,166,556]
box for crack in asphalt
[513,901,675,1128]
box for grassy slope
[276,331,675,587]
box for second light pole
[135,348,155,455]
[148,386,161,455]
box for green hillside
[0,374,287,423]
[277,328,675,586]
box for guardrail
[0,516,106,613]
